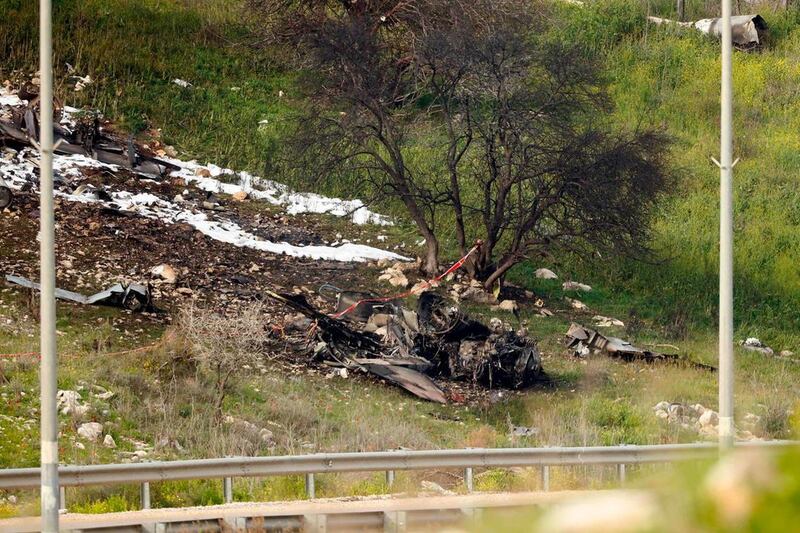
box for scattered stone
[496,300,519,313]
[459,286,498,305]
[535,268,558,280]
[231,191,248,202]
[368,313,391,328]
[103,434,116,448]
[780,350,794,357]
[56,390,82,415]
[156,437,185,452]
[562,281,592,292]
[175,287,193,296]
[95,390,114,401]
[593,315,624,328]
[74,441,85,450]
[259,428,274,444]
[420,480,455,496]
[653,401,670,412]
[698,409,719,428]
[150,263,178,284]
[510,425,538,438]
[77,422,103,442]
[194,167,211,177]
[224,416,275,445]
[565,297,587,310]
[378,266,409,288]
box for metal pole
[305,473,315,499]
[223,477,233,504]
[38,0,59,530]
[140,482,151,510]
[540,465,550,492]
[719,0,735,452]
[464,467,474,493]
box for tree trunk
[482,254,518,291]
[423,233,440,276]
[391,173,440,276]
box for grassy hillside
[0,0,288,171]
[3,0,797,348]
[2,1,800,515]
[555,1,800,349]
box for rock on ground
[151,263,178,284]
[77,422,103,442]
[496,300,518,312]
[563,281,592,292]
[535,268,558,280]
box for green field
[1,0,799,522]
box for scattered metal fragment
[5,274,155,312]
[648,14,768,49]
[0,177,11,209]
[0,101,180,178]
[565,323,715,370]
[740,337,774,355]
[358,360,447,403]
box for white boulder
[562,281,592,292]
[56,390,82,415]
[77,422,103,442]
[535,268,558,280]
[151,263,178,284]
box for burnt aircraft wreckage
[267,290,544,403]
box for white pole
[38,0,60,530]
[718,0,735,451]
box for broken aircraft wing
[5,275,154,312]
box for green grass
[553,1,800,349]
[2,0,800,519]
[0,0,290,173]
[2,0,798,344]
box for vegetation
[258,0,672,283]
[1,0,798,341]
[1,0,800,521]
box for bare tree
[419,14,672,288]
[258,0,672,285]
[179,304,270,421]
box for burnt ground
[0,170,391,313]
[0,161,589,404]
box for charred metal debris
[6,274,157,313]
[565,323,715,371]
[0,97,179,179]
[266,290,545,403]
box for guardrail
[0,441,792,510]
